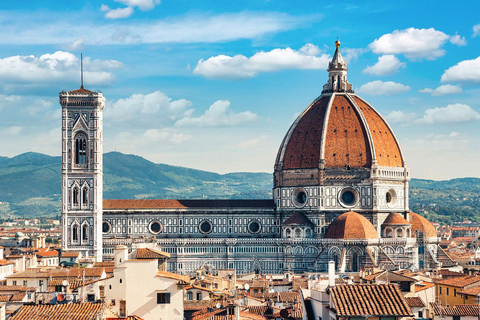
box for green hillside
[0,152,479,224]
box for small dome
[283,212,314,226]
[409,212,437,238]
[382,212,411,225]
[325,211,379,239]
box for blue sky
[0,0,479,179]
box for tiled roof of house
[156,270,190,282]
[249,291,299,302]
[458,286,480,296]
[414,282,435,292]
[0,295,11,302]
[362,270,416,283]
[103,199,274,210]
[7,267,105,279]
[325,211,379,240]
[435,275,480,288]
[36,250,59,257]
[10,292,26,302]
[430,303,480,316]
[60,251,81,258]
[0,286,34,292]
[10,302,102,320]
[184,300,225,311]
[405,297,425,307]
[135,248,170,259]
[244,305,281,316]
[0,259,14,266]
[330,284,412,316]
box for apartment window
[446,287,449,295]
[12,281,16,286]
[157,292,171,304]
[23,280,27,286]
[454,288,457,297]
[87,294,95,302]
[196,292,202,300]
[418,311,423,318]
[187,292,193,300]
[119,300,126,317]
[439,287,442,294]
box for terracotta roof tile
[0,295,12,302]
[382,212,411,225]
[409,212,437,238]
[283,212,314,226]
[0,286,34,292]
[10,292,26,302]
[459,286,480,296]
[414,282,435,293]
[430,303,480,316]
[10,302,103,320]
[103,199,274,210]
[325,211,378,239]
[435,275,480,288]
[405,297,425,307]
[135,248,170,259]
[156,270,189,282]
[330,284,412,316]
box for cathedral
[60,40,454,274]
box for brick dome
[325,211,379,239]
[409,212,437,238]
[382,212,411,225]
[275,93,404,171]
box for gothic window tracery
[72,223,79,243]
[72,187,79,206]
[75,133,87,165]
[82,186,89,207]
[82,223,89,242]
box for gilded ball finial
[335,37,341,48]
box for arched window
[72,224,79,242]
[305,228,312,238]
[82,186,89,207]
[285,228,291,238]
[396,228,404,238]
[294,228,301,238]
[75,134,87,165]
[385,228,393,238]
[72,187,79,206]
[82,224,89,242]
[352,252,359,272]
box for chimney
[328,260,335,287]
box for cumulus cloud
[175,100,258,127]
[449,34,467,46]
[441,56,480,83]
[385,110,417,124]
[101,5,134,19]
[369,28,452,59]
[419,84,462,96]
[356,81,410,95]
[3,12,308,45]
[193,44,330,79]
[115,0,160,10]
[342,48,366,63]
[0,51,123,91]
[237,135,268,148]
[64,38,85,51]
[473,24,480,37]
[105,91,193,126]
[362,55,406,76]
[416,104,480,124]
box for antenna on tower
[80,53,84,89]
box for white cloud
[385,110,417,124]
[65,38,85,51]
[416,104,480,124]
[101,5,134,19]
[450,34,467,46]
[362,55,406,76]
[3,12,308,45]
[105,91,193,127]
[441,56,480,83]
[193,44,330,79]
[341,48,366,63]
[0,51,123,90]
[369,28,450,59]
[115,0,160,11]
[419,84,462,96]
[356,81,410,95]
[175,100,258,127]
[473,24,480,37]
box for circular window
[248,220,261,234]
[199,220,213,234]
[102,221,111,234]
[292,188,308,208]
[339,187,359,207]
[386,189,397,207]
[149,221,162,234]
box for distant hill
[0,152,478,224]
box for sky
[0,0,479,180]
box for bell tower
[59,80,104,262]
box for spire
[80,53,84,89]
[322,38,354,94]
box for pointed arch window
[82,224,89,242]
[82,186,89,207]
[75,134,87,165]
[72,224,79,242]
[72,187,79,206]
